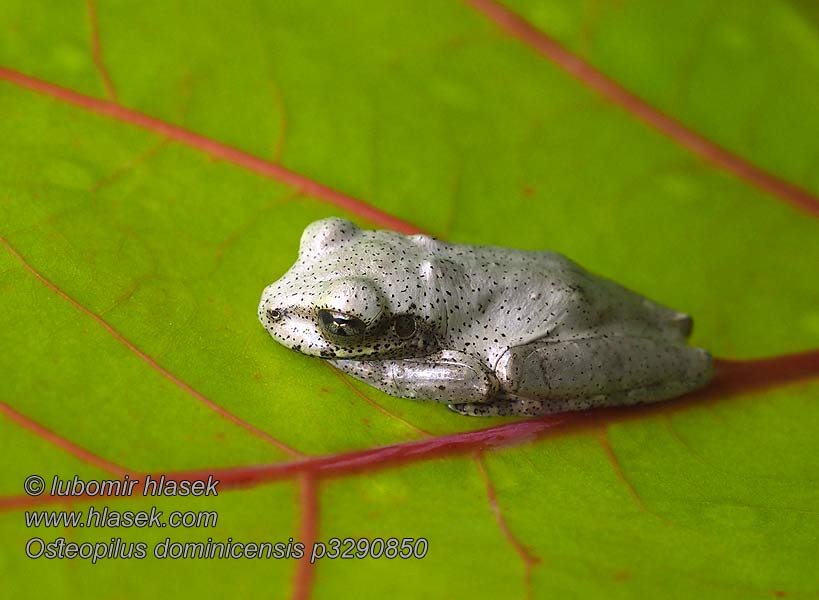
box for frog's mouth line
[260,280,445,360]
[262,310,441,361]
[258,305,375,359]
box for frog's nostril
[267,308,283,322]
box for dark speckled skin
[259,218,712,417]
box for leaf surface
[1,1,818,598]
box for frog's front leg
[329,350,500,404]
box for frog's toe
[447,397,567,417]
[447,402,505,417]
[446,399,530,417]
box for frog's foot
[448,376,711,417]
[447,397,565,417]
[331,351,499,404]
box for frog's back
[426,237,692,349]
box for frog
[258,217,713,417]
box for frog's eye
[392,315,416,338]
[318,310,366,340]
[316,277,385,326]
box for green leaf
[1,1,818,598]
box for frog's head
[258,218,441,359]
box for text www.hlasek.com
[25,506,218,529]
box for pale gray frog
[258,217,713,417]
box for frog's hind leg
[495,336,713,412]
[448,376,704,417]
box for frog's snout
[258,294,332,357]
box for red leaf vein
[466,0,819,218]
[84,0,116,101]
[0,400,127,477]
[292,475,320,600]
[0,236,302,458]
[0,67,422,235]
[475,453,539,599]
[1,350,818,514]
